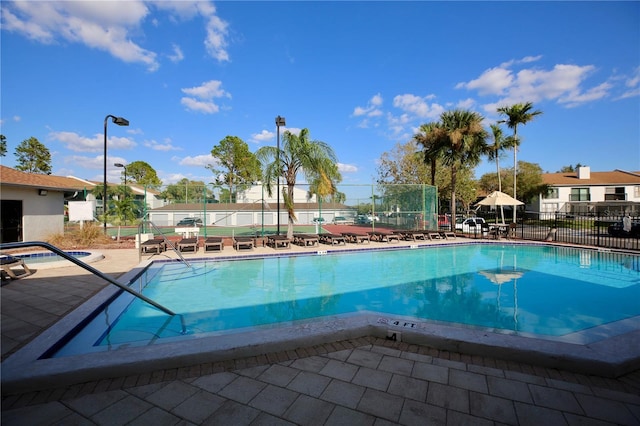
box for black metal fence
[475,211,640,251]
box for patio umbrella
[476,191,524,224]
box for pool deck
[2,238,640,425]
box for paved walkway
[2,243,640,425]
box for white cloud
[456,98,476,109]
[338,163,358,173]
[458,58,611,109]
[1,0,231,71]
[180,97,219,114]
[251,130,275,143]
[353,93,384,117]
[182,80,230,99]
[181,80,231,114]
[456,67,514,96]
[153,1,230,62]
[168,44,184,63]
[177,154,214,167]
[392,94,443,120]
[50,131,136,152]
[143,139,181,151]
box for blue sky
[1,1,639,190]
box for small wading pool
[15,251,103,268]
[49,243,640,358]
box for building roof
[150,202,352,211]
[0,165,88,191]
[542,169,640,186]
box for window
[570,188,590,202]
[604,187,626,201]
[544,188,559,199]
[634,186,640,198]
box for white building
[533,166,640,217]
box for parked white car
[455,217,486,233]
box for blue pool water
[16,251,91,264]
[51,244,640,357]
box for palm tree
[256,128,341,239]
[489,123,514,193]
[497,102,543,221]
[413,122,442,186]
[434,110,489,219]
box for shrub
[47,223,112,249]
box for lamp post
[114,163,127,188]
[114,162,128,225]
[104,115,129,234]
[275,115,285,235]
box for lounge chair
[267,235,291,249]
[425,231,444,240]
[320,233,346,245]
[441,230,456,239]
[233,237,254,251]
[140,238,167,254]
[397,230,426,241]
[177,237,198,253]
[204,237,224,252]
[0,255,33,280]
[367,231,400,243]
[342,232,370,244]
[294,234,319,247]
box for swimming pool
[3,241,639,393]
[15,251,103,268]
[49,243,640,358]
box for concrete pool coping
[14,250,104,269]
[2,241,640,394]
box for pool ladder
[137,219,191,268]
[0,241,175,316]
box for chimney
[577,166,590,179]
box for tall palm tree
[497,102,543,221]
[488,124,511,193]
[434,110,489,219]
[256,128,341,239]
[488,123,513,223]
[413,122,441,186]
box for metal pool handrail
[0,241,175,316]
[137,219,191,268]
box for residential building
[534,166,640,217]
[0,165,88,242]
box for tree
[377,140,477,214]
[256,128,341,238]
[0,134,6,157]
[430,110,488,217]
[477,161,548,204]
[14,137,52,174]
[161,178,210,203]
[557,163,583,173]
[126,161,162,188]
[497,102,543,220]
[413,122,442,186]
[377,141,431,185]
[208,136,262,203]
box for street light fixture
[104,115,129,234]
[275,115,286,235]
[114,163,127,187]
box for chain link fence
[84,183,439,237]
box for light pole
[114,163,127,188]
[275,115,285,235]
[104,115,129,234]
[114,163,128,225]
